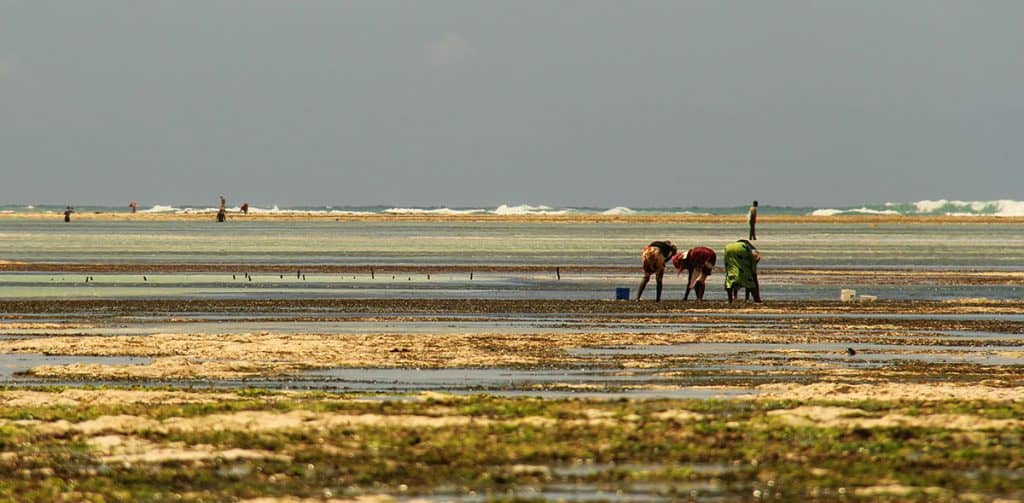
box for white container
[858,295,878,303]
[840,289,856,302]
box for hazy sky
[2,1,1022,207]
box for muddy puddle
[571,342,1024,365]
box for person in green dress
[724,239,761,303]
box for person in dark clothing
[216,209,226,222]
[63,207,73,222]
[240,202,249,215]
[748,200,758,240]
[637,240,677,302]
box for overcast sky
[2,1,1022,207]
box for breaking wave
[813,200,1024,217]
[383,207,487,215]
[139,204,180,213]
[493,204,569,215]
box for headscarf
[671,251,688,275]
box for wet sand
[5,263,1024,287]
[2,297,1022,314]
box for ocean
[3,199,1024,217]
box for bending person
[724,239,762,303]
[637,240,677,302]
[672,246,717,301]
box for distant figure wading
[129,201,137,214]
[63,206,73,223]
[217,195,227,222]
[240,202,249,215]
[637,240,677,302]
[748,200,758,240]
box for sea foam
[383,207,486,215]
[493,204,568,215]
[140,204,180,213]
[905,199,1024,216]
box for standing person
[129,201,137,213]
[637,240,677,302]
[672,246,717,301]
[216,208,226,222]
[724,239,761,303]
[219,195,227,212]
[240,202,249,215]
[748,200,758,240]
[63,206,73,223]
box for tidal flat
[1,217,1023,500]
[2,298,1024,501]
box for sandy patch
[87,435,291,464]
[770,407,1019,430]
[26,410,487,438]
[754,382,1024,402]
[26,357,305,380]
[241,497,403,503]
[0,389,243,407]
[768,406,1021,431]
[0,331,711,379]
[165,410,483,433]
[652,409,705,423]
[853,484,947,497]
[19,407,641,441]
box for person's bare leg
[655,271,664,302]
[683,269,694,300]
[695,282,705,301]
[637,273,651,300]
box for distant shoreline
[2,212,1024,224]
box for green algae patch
[0,390,1023,501]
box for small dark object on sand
[846,347,857,356]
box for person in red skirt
[672,246,717,301]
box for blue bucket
[615,287,630,300]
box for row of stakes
[69,267,564,283]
